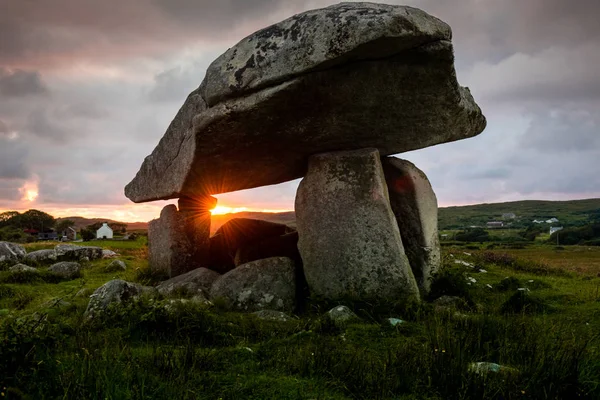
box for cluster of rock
[0,241,120,280]
[125,3,485,311]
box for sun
[210,205,249,215]
[24,189,39,202]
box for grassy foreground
[1,239,599,399]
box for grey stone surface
[148,205,194,278]
[296,148,419,302]
[25,249,57,264]
[210,257,296,312]
[9,263,38,273]
[0,241,26,265]
[125,2,485,202]
[382,157,441,294]
[48,261,81,279]
[102,249,118,258]
[105,260,127,272]
[156,267,220,297]
[84,279,145,319]
[55,244,103,262]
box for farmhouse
[96,223,113,239]
[486,221,504,228]
[502,213,516,219]
[550,226,564,235]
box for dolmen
[125,2,486,306]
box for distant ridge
[56,216,149,232]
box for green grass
[1,241,600,399]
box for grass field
[1,239,599,399]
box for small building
[549,226,563,235]
[532,219,545,224]
[486,221,504,228]
[502,213,516,219]
[96,223,113,239]
[37,230,58,241]
[546,218,559,224]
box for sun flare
[210,205,249,215]
[19,176,40,203]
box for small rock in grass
[469,362,519,376]
[9,263,38,273]
[102,249,118,259]
[48,262,81,279]
[387,317,404,326]
[105,260,127,272]
[326,305,360,327]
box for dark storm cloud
[0,0,309,68]
[0,68,48,97]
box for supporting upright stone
[148,196,215,278]
[178,195,217,271]
[382,157,441,294]
[295,148,419,302]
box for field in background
[1,238,599,399]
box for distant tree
[0,211,19,226]
[80,228,96,242]
[55,219,76,234]
[111,223,127,234]
[9,210,55,231]
[518,224,547,241]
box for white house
[96,223,113,239]
[546,218,559,223]
[549,226,564,235]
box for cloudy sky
[1,0,598,222]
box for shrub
[501,291,552,314]
[429,268,475,306]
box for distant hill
[437,198,600,230]
[209,198,600,232]
[61,198,600,234]
[57,217,148,232]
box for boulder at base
[25,249,58,265]
[296,148,419,302]
[209,218,293,273]
[382,157,441,294]
[156,267,220,297]
[234,231,301,267]
[55,244,103,262]
[84,279,147,320]
[9,263,38,273]
[48,262,81,279]
[210,257,296,312]
[125,2,485,202]
[0,241,26,266]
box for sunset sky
[1,0,599,222]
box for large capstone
[210,257,296,312]
[295,148,419,302]
[125,2,485,202]
[382,157,441,294]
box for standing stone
[178,195,216,271]
[295,148,419,302]
[382,157,441,294]
[148,205,192,278]
[149,197,215,277]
